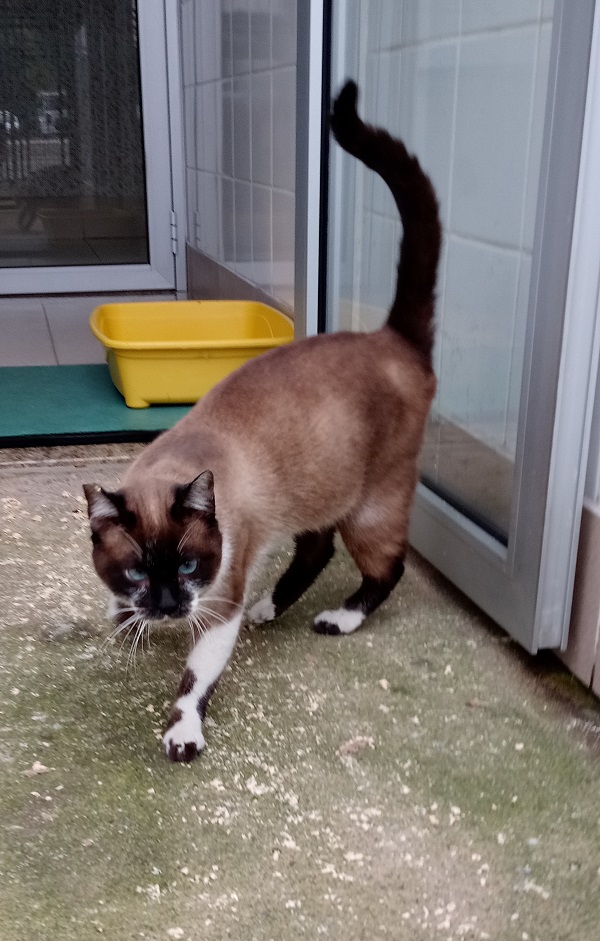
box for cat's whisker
[139,618,149,658]
[177,517,204,553]
[186,616,197,648]
[200,595,243,608]
[199,613,214,636]
[126,618,149,674]
[112,605,137,616]
[188,613,206,638]
[197,599,244,621]
[112,598,137,610]
[118,628,136,656]
[109,606,138,624]
[195,604,231,627]
[115,606,139,630]
[100,612,140,652]
[126,638,136,674]
[117,618,142,657]
[122,530,144,559]
[127,624,142,674]
[119,614,140,641]
[189,612,207,639]
[195,611,229,630]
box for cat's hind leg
[249,528,335,624]
[313,558,405,635]
[314,495,409,636]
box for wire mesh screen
[0,0,148,268]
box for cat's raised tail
[330,80,441,364]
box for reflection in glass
[328,0,555,541]
[0,0,148,268]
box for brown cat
[83,81,441,762]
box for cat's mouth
[148,607,189,622]
[110,595,191,624]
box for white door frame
[294,0,324,339]
[165,0,187,294]
[0,0,186,295]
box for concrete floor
[1,444,600,941]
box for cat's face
[83,471,222,622]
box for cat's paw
[248,593,276,624]
[313,608,365,636]
[162,707,205,762]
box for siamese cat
[83,81,441,762]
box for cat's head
[83,471,222,622]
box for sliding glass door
[324,0,600,651]
[0,0,179,294]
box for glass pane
[328,0,555,542]
[0,0,148,268]
[184,1,297,314]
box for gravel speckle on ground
[1,447,599,940]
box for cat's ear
[83,484,135,528]
[172,470,215,520]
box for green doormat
[0,365,191,446]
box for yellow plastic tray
[90,300,294,408]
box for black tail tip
[330,80,360,140]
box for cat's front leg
[163,609,243,762]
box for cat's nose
[158,586,179,615]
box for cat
[83,80,441,763]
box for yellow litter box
[90,300,294,408]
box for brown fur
[83,81,441,760]
[124,326,436,586]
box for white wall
[336,0,553,457]
[179,0,297,310]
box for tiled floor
[0,293,177,367]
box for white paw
[248,593,276,624]
[314,608,365,635]
[163,708,205,762]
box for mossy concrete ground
[1,445,600,941]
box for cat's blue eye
[178,560,197,576]
[126,567,147,583]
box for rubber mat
[0,364,191,446]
